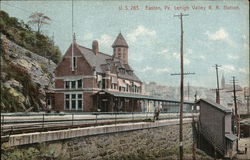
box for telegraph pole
[173,13,189,160]
[227,76,241,151]
[213,64,222,104]
[232,77,240,152]
[192,91,197,160]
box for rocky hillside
[1,35,56,112]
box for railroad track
[1,112,198,137]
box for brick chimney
[92,40,99,55]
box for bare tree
[28,12,51,34]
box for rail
[1,112,199,136]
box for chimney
[92,40,99,55]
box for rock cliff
[1,35,56,112]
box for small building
[196,99,237,159]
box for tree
[28,12,51,34]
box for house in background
[196,99,237,159]
[53,33,144,112]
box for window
[73,57,77,68]
[65,79,83,89]
[47,99,51,105]
[78,94,82,99]
[65,94,70,99]
[102,79,105,89]
[65,81,70,89]
[64,93,83,110]
[78,94,82,109]
[77,79,82,88]
[119,68,125,74]
[78,100,82,109]
[65,94,70,110]
[71,99,76,109]
[111,84,117,90]
[71,81,76,89]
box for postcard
[1,0,249,160]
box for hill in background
[144,81,249,114]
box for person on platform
[153,106,161,121]
[245,144,248,154]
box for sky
[1,0,249,88]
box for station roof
[196,99,231,113]
[96,91,194,104]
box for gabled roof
[78,45,111,73]
[77,44,141,82]
[197,99,232,113]
[112,33,128,48]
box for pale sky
[1,0,249,88]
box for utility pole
[227,76,241,151]
[192,91,197,160]
[213,64,222,104]
[173,13,189,160]
[188,82,190,100]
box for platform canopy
[95,90,194,104]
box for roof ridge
[199,98,231,113]
[78,45,112,57]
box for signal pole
[173,13,189,160]
[213,64,222,104]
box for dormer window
[119,68,125,74]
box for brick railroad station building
[53,33,144,112]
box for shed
[196,99,237,159]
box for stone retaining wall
[2,122,193,160]
[63,123,193,160]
